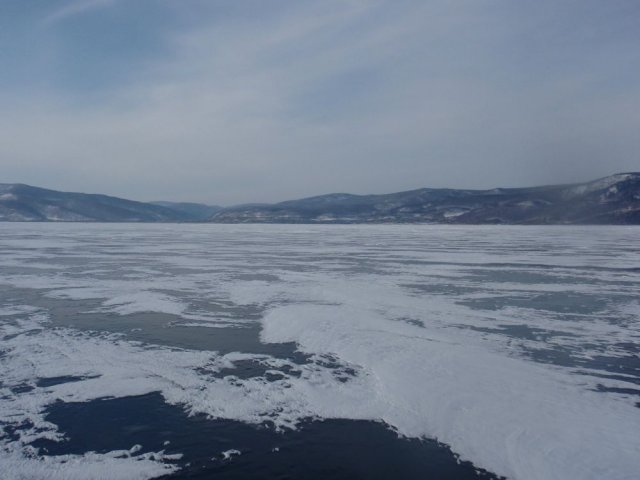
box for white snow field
[0,224,639,479]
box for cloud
[2,0,640,204]
[43,0,117,25]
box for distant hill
[210,173,640,225]
[0,184,187,222]
[150,201,222,221]
[2,173,639,224]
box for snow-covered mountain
[0,184,189,222]
[210,173,640,224]
[2,173,639,224]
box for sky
[1,0,639,205]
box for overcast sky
[1,0,639,205]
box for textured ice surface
[0,223,639,480]
[262,304,640,480]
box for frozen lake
[1,224,639,479]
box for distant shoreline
[2,172,639,224]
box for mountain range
[0,184,193,222]
[1,173,639,224]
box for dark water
[36,393,500,480]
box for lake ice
[0,224,638,479]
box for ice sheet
[1,223,639,480]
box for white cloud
[43,0,117,25]
[2,1,640,204]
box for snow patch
[567,173,635,196]
[220,449,241,460]
[260,303,640,480]
[101,292,188,316]
[0,449,179,480]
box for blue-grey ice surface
[0,224,639,480]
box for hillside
[209,173,640,224]
[0,184,187,222]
